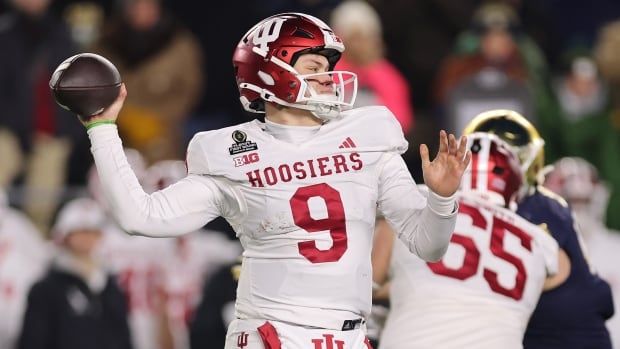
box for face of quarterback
[293,53,336,97]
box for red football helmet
[461,132,524,207]
[233,13,357,120]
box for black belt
[341,318,364,331]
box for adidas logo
[338,137,357,149]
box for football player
[82,13,470,348]
[142,160,241,349]
[0,189,51,349]
[18,198,132,349]
[89,150,173,349]
[463,110,614,349]
[377,133,562,349]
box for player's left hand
[420,130,471,197]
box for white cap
[52,197,106,241]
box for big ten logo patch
[237,332,249,348]
[234,152,260,167]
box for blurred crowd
[1,0,620,348]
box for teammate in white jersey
[377,133,565,349]
[90,150,174,349]
[81,13,471,348]
[0,188,51,349]
[143,160,242,349]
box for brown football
[49,53,122,122]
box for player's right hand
[82,83,127,128]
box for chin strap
[85,120,116,130]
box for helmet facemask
[238,54,357,120]
[509,137,545,181]
[290,70,357,120]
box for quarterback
[83,13,470,348]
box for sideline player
[0,189,51,349]
[83,13,470,348]
[143,160,241,349]
[90,150,173,349]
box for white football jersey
[88,106,459,330]
[380,191,559,349]
[160,230,241,349]
[98,221,172,349]
[192,107,406,329]
[0,208,51,349]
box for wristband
[86,120,116,130]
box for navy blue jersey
[518,187,614,349]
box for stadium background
[1,0,620,348]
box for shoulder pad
[186,131,209,175]
[339,106,408,154]
[518,186,577,244]
[186,122,255,176]
[536,185,569,208]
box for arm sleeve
[377,153,457,262]
[88,124,235,237]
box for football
[49,53,122,122]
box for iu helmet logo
[251,18,287,53]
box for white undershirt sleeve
[377,153,458,261]
[88,124,231,237]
